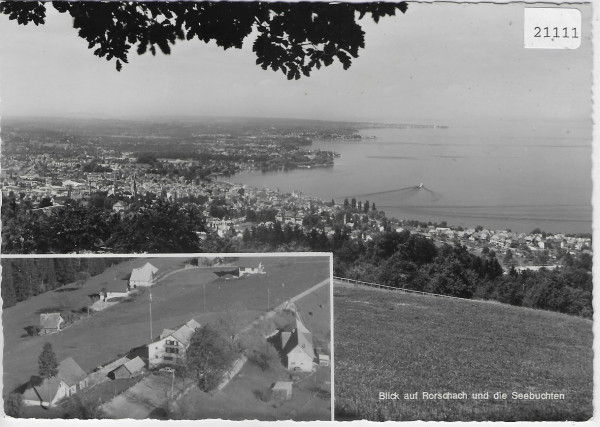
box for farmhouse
[214,268,241,279]
[279,315,315,372]
[214,263,266,279]
[39,313,64,334]
[239,262,265,276]
[148,319,201,368]
[129,262,158,288]
[108,356,145,380]
[22,357,89,408]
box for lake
[223,120,592,234]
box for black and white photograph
[1,254,332,420]
[0,0,595,423]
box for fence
[333,276,479,302]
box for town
[3,256,332,419]
[1,117,592,318]
[1,135,591,271]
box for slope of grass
[3,256,329,396]
[334,284,593,421]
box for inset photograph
[2,254,332,420]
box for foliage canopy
[186,323,237,392]
[0,1,408,79]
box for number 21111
[534,27,578,38]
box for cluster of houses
[37,262,160,338]
[22,353,146,409]
[21,258,329,409]
[23,309,325,408]
[7,152,592,273]
[423,226,591,253]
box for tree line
[2,196,206,254]
[234,225,592,318]
[1,257,126,308]
[1,192,592,318]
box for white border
[1,0,596,425]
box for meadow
[333,283,593,421]
[3,255,329,396]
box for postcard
[0,0,594,423]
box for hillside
[3,256,329,396]
[334,283,592,421]
[176,275,332,420]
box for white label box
[524,8,582,49]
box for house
[39,313,64,335]
[129,262,158,288]
[108,356,145,380]
[279,315,315,372]
[22,357,89,408]
[272,381,293,400]
[148,319,201,368]
[214,268,241,279]
[239,263,265,276]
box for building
[239,263,265,276]
[39,313,64,335]
[129,262,158,288]
[148,319,201,368]
[22,357,89,408]
[214,263,266,279]
[279,315,315,372]
[108,356,145,380]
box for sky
[0,2,593,125]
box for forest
[235,225,593,319]
[1,257,127,309]
[1,195,206,254]
[1,194,592,319]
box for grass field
[334,283,593,421]
[3,255,329,397]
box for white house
[280,315,315,372]
[239,263,265,276]
[148,319,201,368]
[22,357,89,408]
[129,262,158,288]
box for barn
[22,357,88,408]
[129,262,158,288]
[280,315,315,372]
[108,356,145,380]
